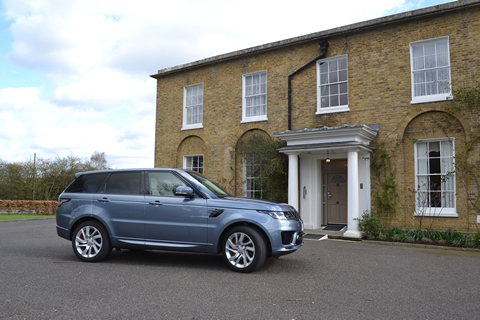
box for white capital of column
[288,153,299,211]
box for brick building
[151,0,480,236]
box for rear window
[64,173,108,193]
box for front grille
[284,210,301,221]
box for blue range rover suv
[56,169,304,272]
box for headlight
[258,210,300,220]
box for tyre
[222,226,267,273]
[72,221,112,262]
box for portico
[274,125,378,238]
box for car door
[144,171,208,251]
[93,171,145,247]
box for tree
[0,151,110,201]
[236,134,288,203]
[90,151,109,170]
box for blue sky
[0,0,454,168]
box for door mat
[322,224,346,231]
[303,233,327,240]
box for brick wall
[154,4,480,232]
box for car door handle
[97,198,110,203]
[149,201,163,206]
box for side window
[64,173,108,193]
[148,172,187,197]
[410,37,451,103]
[101,172,142,195]
[316,55,349,114]
[242,71,267,123]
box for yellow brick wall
[154,6,480,232]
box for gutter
[287,40,329,131]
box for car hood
[207,197,295,212]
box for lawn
[0,214,55,221]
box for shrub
[357,211,383,239]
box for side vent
[208,209,225,218]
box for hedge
[0,200,57,215]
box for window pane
[320,73,328,85]
[148,172,186,197]
[412,44,423,58]
[414,71,425,84]
[329,60,337,71]
[414,83,425,97]
[436,39,448,53]
[424,43,436,55]
[329,71,338,83]
[65,173,108,193]
[413,57,424,71]
[321,86,329,96]
[321,97,329,108]
[104,172,142,195]
[320,62,328,73]
[330,95,339,107]
[330,84,339,95]
[425,55,436,69]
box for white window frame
[414,138,457,217]
[182,83,203,130]
[183,155,204,174]
[242,71,268,123]
[316,55,349,115]
[243,153,264,198]
[410,37,452,104]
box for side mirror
[175,186,195,198]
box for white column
[344,150,362,238]
[288,153,299,211]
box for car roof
[74,168,187,179]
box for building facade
[151,0,480,236]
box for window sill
[182,124,203,131]
[414,210,458,218]
[410,94,453,105]
[316,106,350,115]
[241,117,268,124]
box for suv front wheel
[72,221,112,262]
[222,226,267,273]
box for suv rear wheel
[222,226,267,273]
[72,221,112,262]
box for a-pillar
[344,150,362,238]
[287,153,299,211]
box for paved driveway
[1,218,479,319]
